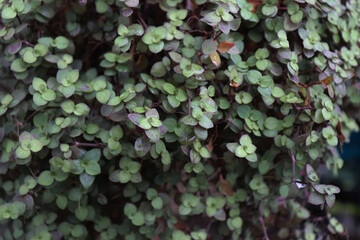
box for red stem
[74,142,106,147]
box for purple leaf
[8,41,22,54]
[121,8,133,17]
[76,82,90,92]
[159,125,168,135]
[325,194,335,208]
[134,137,150,157]
[145,108,159,119]
[125,0,139,7]
[145,128,160,142]
[290,75,299,84]
[218,21,230,34]
[128,113,143,125]
[308,191,325,205]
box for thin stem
[214,31,222,40]
[207,168,221,182]
[206,221,212,234]
[138,15,148,30]
[259,215,270,240]
[293,105,312,110]
[188,98,191,116]
[25,110,40,123]
[28,167,36,178]
[74,142,106,147]
[227,118,241,131]
[13,116,23,136]
[22,40,34,47]
[290,149,296,183]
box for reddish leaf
[230,80,240,87]
[210,51,221,67]
[295,83,306,97]
[135,54,144,66]
[217,41,235,53]
[174,219,186,230]
[319,76,333,86]
[295,84,309,107]
[246,0,262,12]
[336,122,345,153]
[354,82,360,89]
[206,136,214,152]
[219,175,233,196]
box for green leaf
[139,118,152,130]
[23,50,37,64]
[322,126,334,138]
[247,70,262,84]
[54,36,70,49]
[327,136,338,146]
[85,123,100,134]
[56,195,68,210]
[62,85,76,98]
[30,139,43,152]
[271,86,285,98]
[37,170,55,186]
[104,52,117,62]
[41,89,56,101]
[237,105,251,119]
[75,206,88,221]
[149,41,164,53]
[146,188,157,200]
[226,142,238,153]
[264,117,279,130]
[119,170,131,183]
[80,173,95,188]
[262,5,277,16]
[245,153,257,162]
[308,191,324,205]
[132,212,145,226]
[241,8,252,20]
[151,197,163,209]
[199,116,214,129]
[279,185,289,197]
[306,164,319,182]
[71,225,84,237]
[15,146,31,159]
[149,117,162,127]
[1,94,13,106]
[235,146,247,158]
[96,90,110,104]
[2,7,16,19]
[151,62,166,77]
[11,59,27,72]
[85,161,101,175]
[74,103,90,116]
[202,40,217,55]
[239,134,252,146]
[84,149,101,162]
[163,83,176,95]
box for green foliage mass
[0,0,360,239]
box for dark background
[327,133,360,239]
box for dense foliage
[1,0,360,239]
